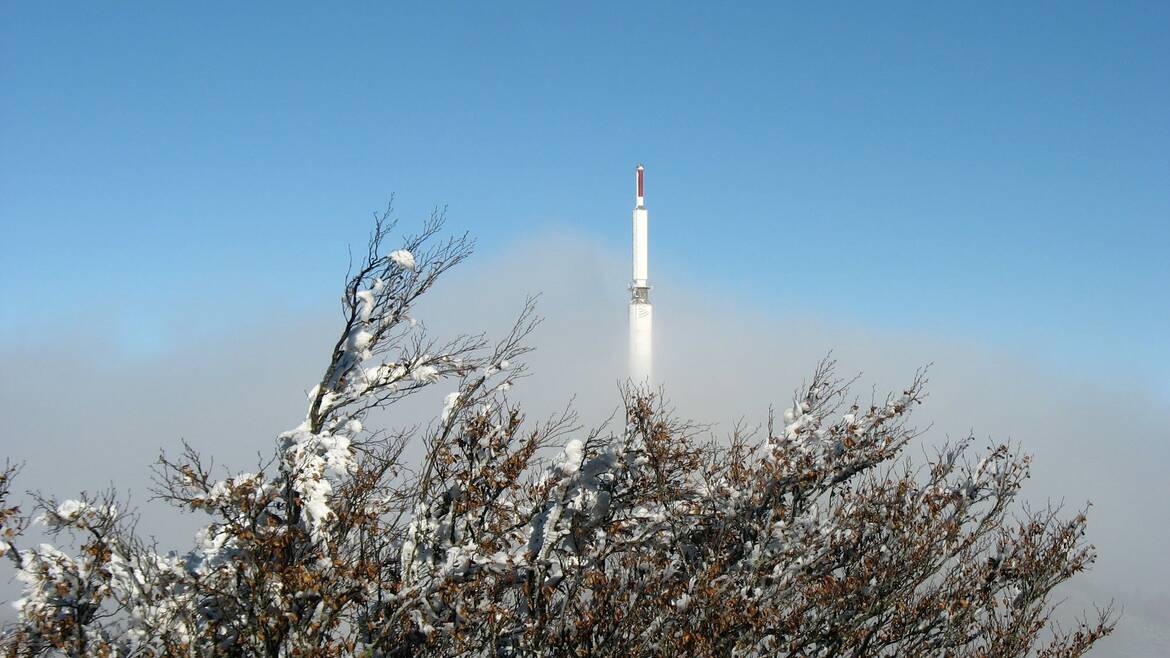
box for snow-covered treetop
[0,211,1114,658]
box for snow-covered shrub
[0,211,1114,657]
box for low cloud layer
[2,228,1167,652]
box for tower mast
[629,164,652,382]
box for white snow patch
[355,289,377,321]
[560,439,584,475]
[441,391,461,424]
[412,365,440,383]
[54,500,87,522]
[345,328,374,354]
[389,249,416,272]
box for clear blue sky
[2,3,1167,389]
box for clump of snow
[412,364,439,383]
[441,391,461,424]
[39,499,114,530]
[296,475,334,538]
[279,426,358,543]
[365,362,407,386]
[345,328,374,354]
[355,289,377,321]
[188,473,269,511]
[559,439,584,475]
[12,543,81,617]
[54,500,88,523]
[389,249,416,272]
[187,526,239,576]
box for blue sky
[2,2,1168,391]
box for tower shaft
[629,164,652,382]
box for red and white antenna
[635,164,645,207]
